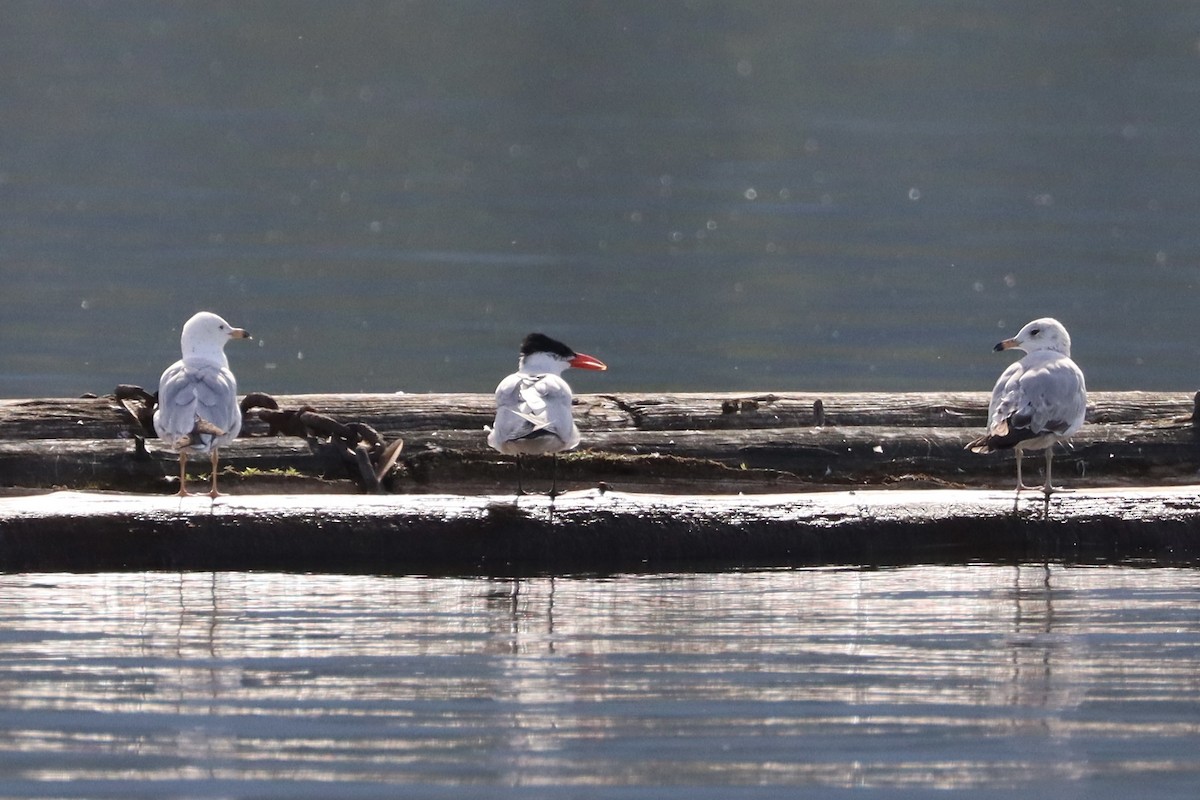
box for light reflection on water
[0,567,1197,797]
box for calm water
[3,2,1200,397]
[0,567,1194,798]
[5,7,1200,796]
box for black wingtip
[966,426,1041,453]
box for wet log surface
[1,487,1199,574]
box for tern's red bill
[569,352,607,371]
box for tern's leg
[515,454,527,496]
[175,452,193,497]
[549,454,559,499]
[208,449,223,498]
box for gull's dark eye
[1030,328,1040,336]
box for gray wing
[488,372,529,447]
[520,373,576,441]
[990,354,1087,438]
[486,372,578,451]
[153,360,241,450]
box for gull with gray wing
[967,317,1087,496]
[153,311,251,497]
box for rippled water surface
[0,567,1196,797]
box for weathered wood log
[3,417,1197,495]
[606,390,1195,429]
[1,487,1199,573]
[1,391,1198,493]
[3,391,1195,439]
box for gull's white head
[995,317,1071,357]
[180,311,251,364]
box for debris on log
[0,390,1198,495]
[239,399,405,493]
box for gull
[153,311,251,497]
[967,317,1087,496]
[486,332,607,496]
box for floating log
[1,487,1199,574]
[4,390,1200,573]
[1,391,1199,494]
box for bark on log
[1,487,1199,574]
[2,390,1194,439]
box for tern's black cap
[520,332,576,359]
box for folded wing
[153,361,242,451]
[487,372,580,452]
[969,355,1086,453]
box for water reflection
[0,567,1196,795]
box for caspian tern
[966,318,1087,496]
[486,332,607,496]
[153,311,252,497]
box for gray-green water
[3,2,1200,397]
[0,567,1196,798]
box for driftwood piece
[1,391,1198,493]
[1,487,1199,574]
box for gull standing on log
[487,332,607,496]
[153,311,252,497]
[967,317,1087,496]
